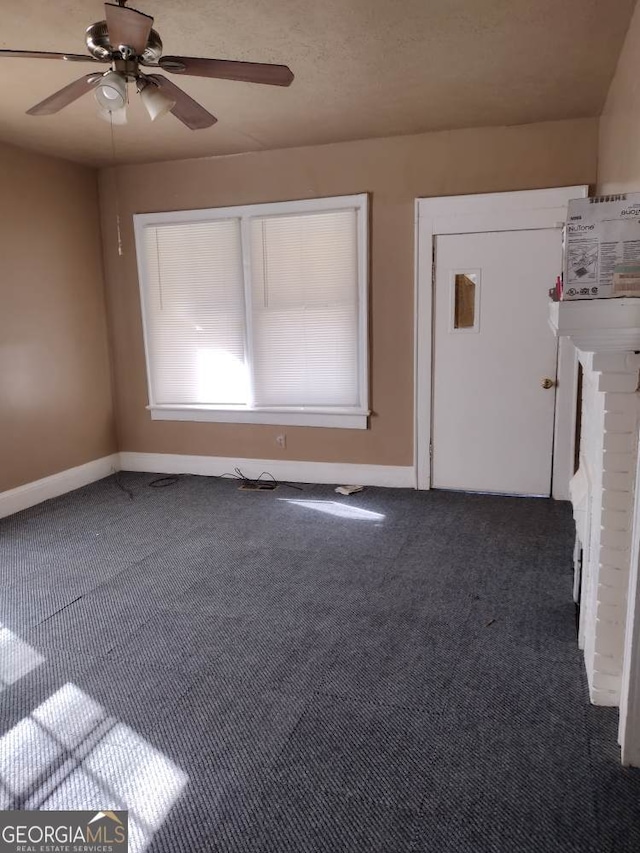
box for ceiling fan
[0,0,294,129]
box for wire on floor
[218,467,303,491]
[114,472,182,499]
[116,469,298,498]
[114,472,134,500]
[148,475,181,488]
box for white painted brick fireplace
[550,299,640,706]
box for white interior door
[432,228,561,496]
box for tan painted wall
[599,0,640,193]
[100,117,597,467]
[0,142,116,492]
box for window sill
[147,405,370,429]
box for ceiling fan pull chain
[109,112,123,257]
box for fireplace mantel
[549,298,640,705]
[549,298,640,352]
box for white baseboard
[119,452,416,489]
[0,454,120,520]
[0,452,415,520]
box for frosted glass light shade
[95,71,127,111]
[140,84,175,121]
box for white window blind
[250,210,359,407]
[141,219,248,406]
[134,194,368,428]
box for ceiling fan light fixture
[95,70,127,111]
[140,81,175,121]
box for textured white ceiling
[0,0,634,167]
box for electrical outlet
[276,433,286,449]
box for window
[134,194,369,429]
[449,269,480,334]
[453,272,477,330]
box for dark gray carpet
[1,473,639,851]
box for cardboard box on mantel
[563,194,640,300]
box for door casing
[414,186,588,496]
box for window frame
[134,194,370,429]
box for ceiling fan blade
[26,74,103,116]
[105,3,153,54]
[158,56,294,86]
[146,74,217,129]
[0,50,103,63]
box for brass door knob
[541,377,555,389]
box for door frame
[414,186,588,494]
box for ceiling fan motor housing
[85,20,162,63]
